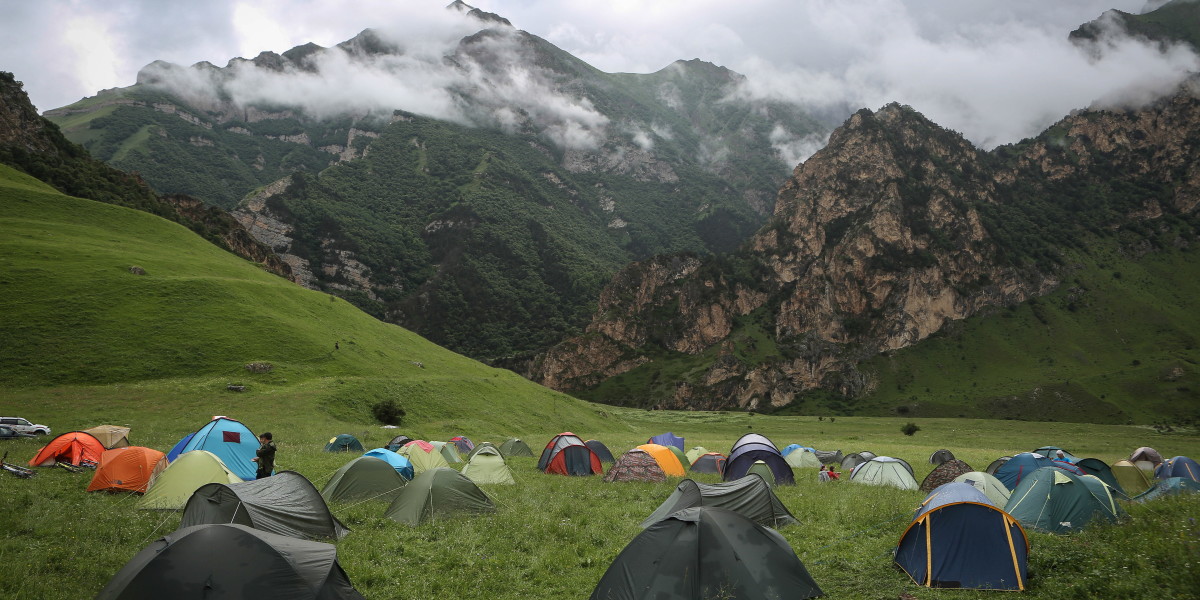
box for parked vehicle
[0,426,35,440]
[0,417,50,436]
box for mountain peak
[446,0,513,27]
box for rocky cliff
[531,86,1200,410]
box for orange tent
[87,447,168,493]
[29,431,106,467]
[636,443,686,477]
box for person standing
[252,432,276,479]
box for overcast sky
[3,0,1196,149]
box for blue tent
[895,483,1029,590]
[363,448,414,480]
[175,418,261,480]
[1156,456,1200,482]
[166,432,195,462]
[994,452,1084,490]
[1134,477,1200,502]
[724,433,794,485]
[781,444,814,456]
[647,432,684,451]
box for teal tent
[324,434,364,453]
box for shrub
[371,399,406,425]
[901,422,921,436]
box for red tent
[87,447,168,493]
[29,431,106,467]
[537,432,602,476]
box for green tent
[321,456,408,503]
[746,460,777,486]
[430,441,462,464]
[591,507,823,600]
[952,471,1011,507]
[398,441,451,474]
[499,438,533,457]
[467,441,498,460]
[324,434,364,453]
[384,468,496,525]
[785,449,821,469]
[1004,468,1123,533]
[462,445,515,485]
[641,474,797,529]
[180,471,348,541]
[138,450,242,510]
[667,445,689,469]
[1112,459,1153,496]
[849,457,919,490]
[685,446,710,464]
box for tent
[166,433,195,462]
[667,445,689,469]
[590,507,823,600]
[604,449,667,483]
[1075,458,1124,495]
[641,474,797,529]
[181,471,348,541]
[28,431,105,467]
[1133,477,1200,502]
[648,432,684,451]
[324,434,364,453]
[1033,446,1076,462]
[466,441,498,460]
[636,444,686,476]
[785,448,821,469]
[690,452,727,475]
[841,451,876,471]
[919,459,973,493]
[83,425,131,449]
[585,439,616,463]
[95,524,365,600]
[849,457,919,490]
[537,432,603,476]
[994,452,1084,490]
[174,417,261,480]
[385,434,413,451]
[895,482,1028,590]
[928,449,955,466]
[1111,459,1154,496]
[461,445,515,485]
[685,446,710,464]
[139,450,243,510]
[1130,446,1163,471]
[724,433,794,485]
[1156,456,1200,482]
[1004,468,1123,533]
[87,447,167,493]
[781,443,812,456]
[321,456,408,503]
[985,456,1011,475]
[746,461,778,486]
[952,471,1011,507]
[362,448,414,480]
[430,441,463,464]
[384,467,495,525]
[499,438,533,457]
[449,436,475,454]
[398,441,451,474]
[814,449,844,465]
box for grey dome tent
[841,451,876,471]
[324,434,364,453]
[499,437,533,457]
[385,434,413,451]
[384,467,495,525]
[986,456,1012,475]
[585,439,616,463]
[320,456,409,503]
[590,507,823,600]
[814,449,844,465]
[180,471,349,541]
[96,524,365,600]
[641,474,797,529]
[929,449,955,466]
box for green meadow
[1,163,1199,599]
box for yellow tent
[636,444,685,476]
[83,425,131,449]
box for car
[0,426,34,440]
[0,417,50,436]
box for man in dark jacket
[252,432,276,479]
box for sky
[2,0,1197,150]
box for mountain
[528,87,1200,424]
[43,9,831,361]
[1071,0,1200,53]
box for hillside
[1071,0,1200,53]
[0,162,609,432]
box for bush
[371,399,406,425]
[901,422,921,436]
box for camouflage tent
[919,459,974,493]
[604,449,666,483]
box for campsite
[0,390,1197,599]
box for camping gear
[1133,477,1200,502]
[585,439,616,463]
[641,474,796,528]
[466,442,498,460]
[724,433,794,485]
[919,459,973,493]
[1075,458,1125,496]
[87,447,167,493]
[952,471,1011,507]
[180,471,348,541]
[928,449,955,466]
[449,436,475,454]
[362,448,414,479]
[636,443,686,476]
[95,524,365,600]
[667,445,689,469]
[1156,456,1200,482]
[384,467,495,525]
[537,432,603,476]
[139,450,242,510]
[385,434,413,451]
[1004,468,1123,533]
[321,456,408,503]
[82,425,131,449]
[648,432,684,451]
[462,444,515,485]
[324,434,364,453]
[849,457,918,490]
[814,449,844,465]
[429,441,463,464]
[166,433,195,462]
[173,417,261,480]
[499,438,533,457]
[591,507,822,600]
[895,482,1028,590]
[686,446,710,464]
[398,441,451,474]
[690,452,727,475]
[28,431,105,467]
[1130,446,1164,471]
[746,461,778,486]
[785,448,821,469]
[841,451,876,471]
[1111,459,1154,496]
[781,443,811,456]
[604,449,667,483]
[994,452,1084,490]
